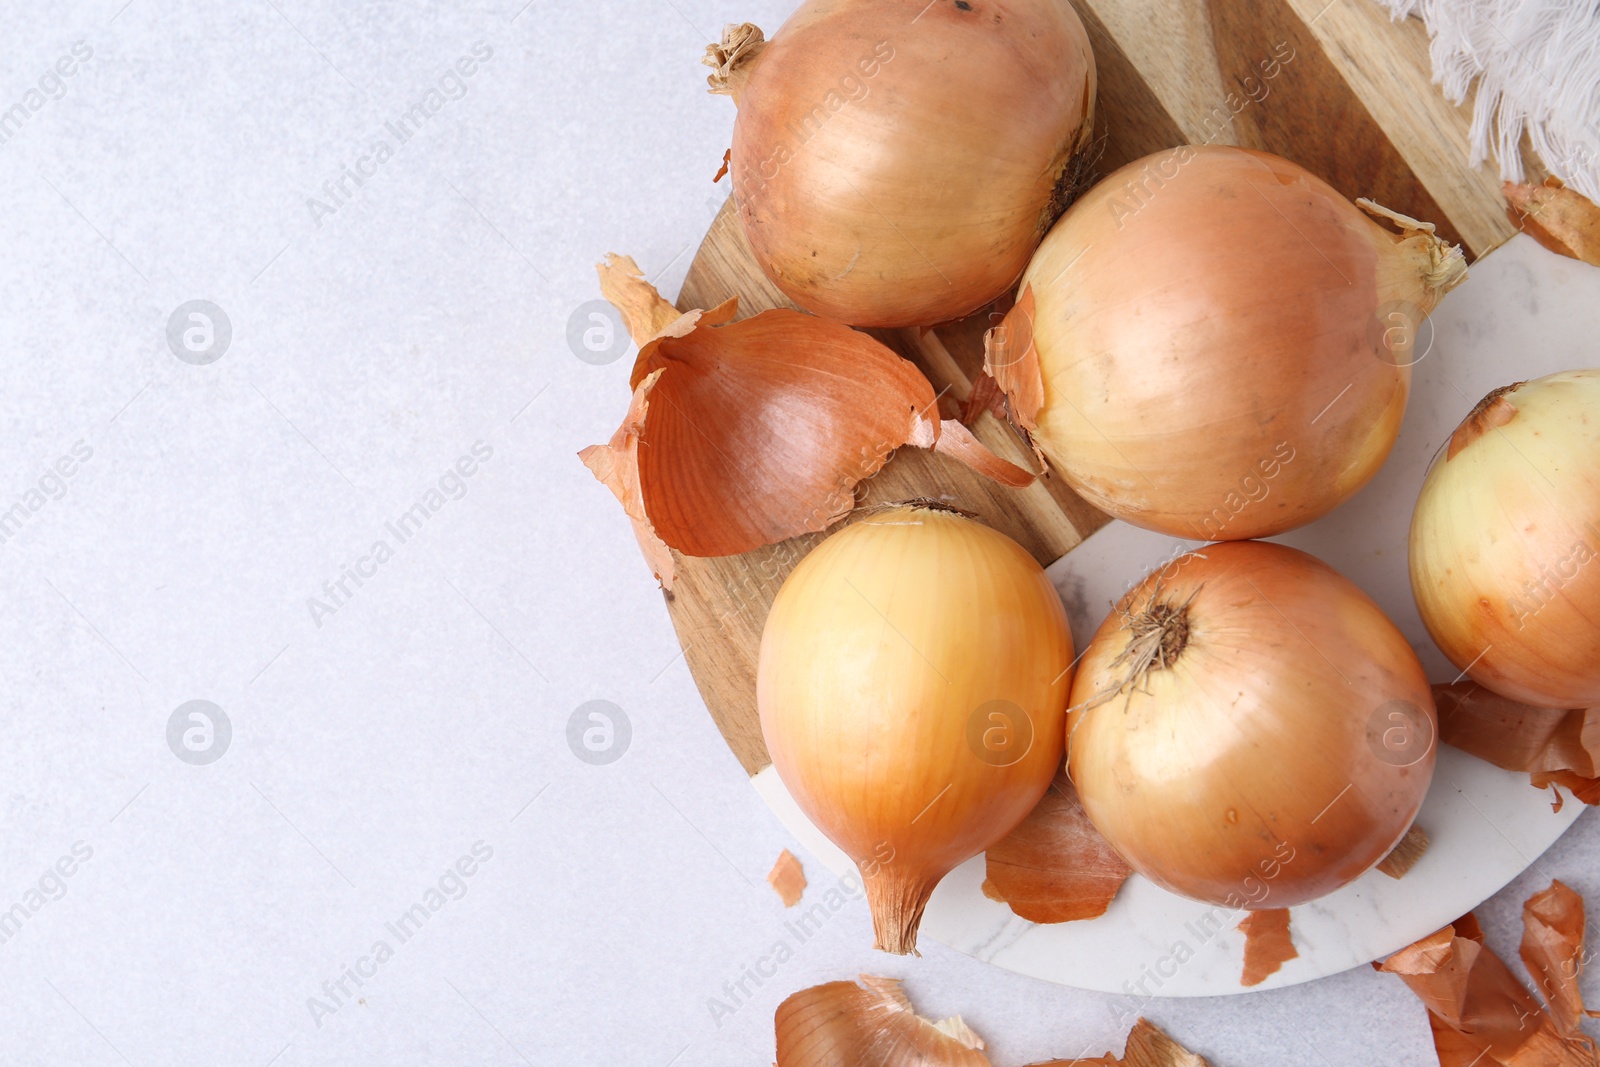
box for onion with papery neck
[987,145,1467,541]
[706,0,1096,328]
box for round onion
[1410,370,1600,708]
[1007,145,1466,540]
[758,503,1073,952]
[1067,540,1435,907]
[709,1,1096,328]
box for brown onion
[706,1,1096,328]
[987,145,1467,540]
[1068,540,1436,907]
[1410,371,1600,708]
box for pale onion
[758,503,1073,953]
[705,1,1096,328]
[1067,540,1435,907]
[1410,371,1600,708]
[987,145,1467,540]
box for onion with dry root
[705,0,1096,328]
[1410,370,1600,708]
[986,145,1467,540]
[1068,540,1436,907]
[758,503,1073,953]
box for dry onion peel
[774,975,989,1067]
[1434,684,1600,802]
[982,772,1131,925]
[578,255,1034,588]
[1238,908,1298,987]
[987,146,1467,540]
[1024,1019,1213,1067]
[1522,881,1600,1036]
[711,2,1097,328]
[1505,179,1600,265]
[759,504,1073,954]
[768,848,807,907]
[1068,541,1436,907]
[1381,911,1600,1066]
[1376,824,1431,880]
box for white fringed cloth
[1378,0,1600,202]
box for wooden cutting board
[662,0,1530,778]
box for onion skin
[1068,541,1436,907]
[1410,371,1600,708]
[723,0,1096,328]
[1011,145,1465,539]
[758,504,1073,953]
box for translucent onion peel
[774,978,1211,1067]
[1068,541,1435,907]
[708,1,1097,328]
[986,145,1467,540]
[767,848,807,907]
[1410,371,1600,708]
[774,975,989,1067]
[982,772,1131,924]
[1375,824,1430,880]
[1238,908,1297,987]
[1025,1019,1213,1067]
[1505,179,1600,265]
[759,504,1073,954]
[1382,905,1600,1066]
[1521,881,1598,1037]
[1433,683,1600,807]
[578,255,1033,588]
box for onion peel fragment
[982,285,1043,437]
[982,773,1131,924]
[580,255,1035,589]
[774,975,989,1067]
[767,848,806,908]
[1434,683,1600,805]
[1381,911,1600,1065]
[703,22,767,101]
[1376,824,1430,880]
[1522,881,1600,1036]
[1505,178,1600,266]
[1238,908,1298,987]
[1024,1018,1213,1067]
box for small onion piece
[988,145,1467,540]
[759,503,1073,953]
[1410,370,1600,708]
[708,1,1097,328]
[1067,541,1436,907]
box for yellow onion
[1410,370,1600,708]
[987,145,1467,540]
[1068,540,1435,907]
[706,1,1096,328]
[758,503,1072,953]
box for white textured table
[0,2,1593,1066]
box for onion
[706,1,1096,328]
[1410,371,1600,708]
[987,145,1467,540]
[1067,540,1435,907]
[758,503,1073,953]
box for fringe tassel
[1375,0,1600,202]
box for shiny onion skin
[1410,371,1600,708]
[758,504,1073,953]
[1068,541,1436,908]
[716,0,1096,328]
[1008,145,1466,539]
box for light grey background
[0,1,1592,1064]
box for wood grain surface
[654,0,1514,776]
